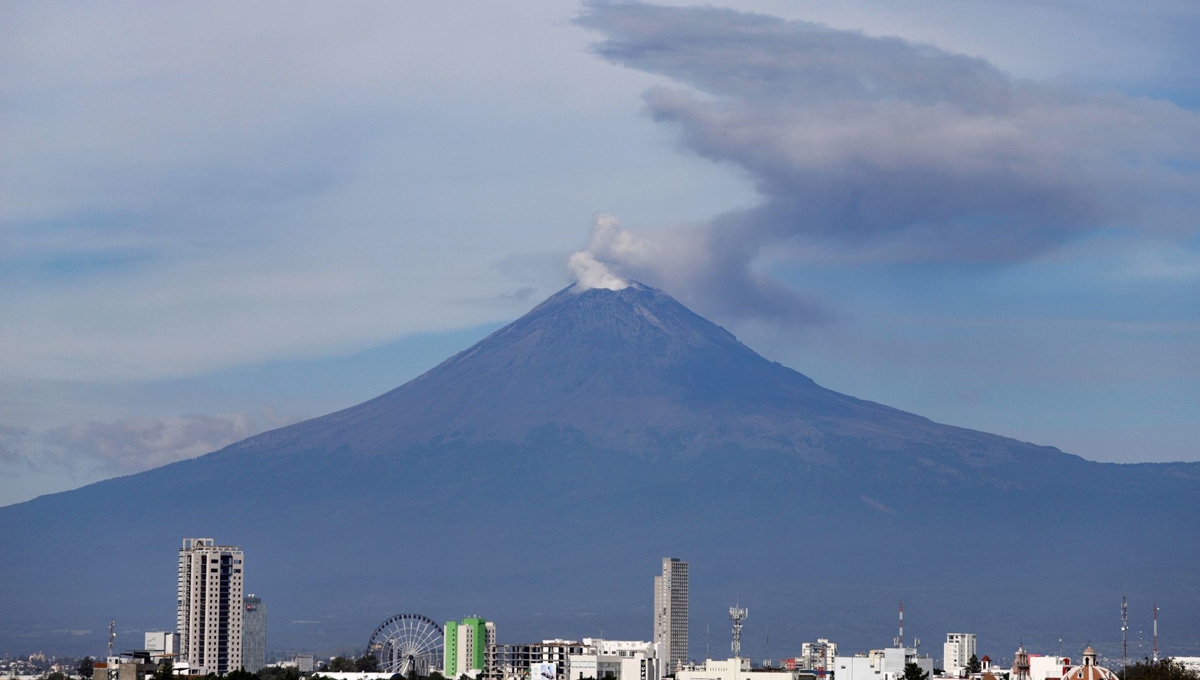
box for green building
[444,617,495,678]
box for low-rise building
[833,647,934,680]
[1027,655,1070,680]
[567,639,662,680]
[675,657,802,680]
[488,640,589,680]
[943,635,977,678]
[783,640,838,675]
[145,632,179,665]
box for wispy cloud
[4,410,299,477]
[574,1,1200,322]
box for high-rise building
[445,617,496,678]
[177,538,244,675]
[242,594,266,673]
[654,557,688,673]
[943,634,977,677]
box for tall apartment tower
[177,538,245,675]
[444,617,495,677]
[944,633,977,677]
[654,557,688,673]
[242,594,267,673]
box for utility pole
[1152,604,1159,662]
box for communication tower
[1121,596,1128,670]
[730,605,749,658]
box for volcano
[1,284,1197,658]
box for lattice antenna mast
[1121,596,1128,670]
[730,606,749,658]
[108,619,116,658]
[895,602,905,648]
[1152,604,1159,662]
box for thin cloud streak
[3,410,301,478]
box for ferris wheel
[367,613,445,676]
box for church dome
[1061,649,1117,680]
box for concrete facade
[242,594,266,673]
[446,617,496,678]
[177,538,244,675]
[676,658,800,680]
[567,639,662,680]
[654,558,688,673]
[833,647,934,680]
[943,634,977,677]
[144,632,178,663]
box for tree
[327,658,356,673]
[257,666,301,680]
[153,659,174,680]
[427,672,447,680]
[903,663,930,680]
[44,672,66,680]
[967,655,982,675]
[79,658,95,679]
[354,656,378,673]
[227,669,258,680]
[1121,659,1200,680]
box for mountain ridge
[1,282,1196,658]
[217,283,1067,474]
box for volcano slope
[1,284,1197,657]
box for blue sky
[2,0,1198,506]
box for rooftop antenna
[766,624,771,665]
[730,604,749,659]
[707,624,710,660]
[895,602,905,648]
[1152,604,1159,662]
[108,619,116,658]
[1121,596,1128,670]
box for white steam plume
[568,213,647,291]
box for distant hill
[1,283,1196,660]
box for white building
[792,640,838,672]
[1027,656,1070,680]
[943,635,977,677]
[834,647,935,680]
[177,538,244,675]
[676,657,801,680]
[655,558,689,674]
[567,639,662,680]
[145,632,179,662]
